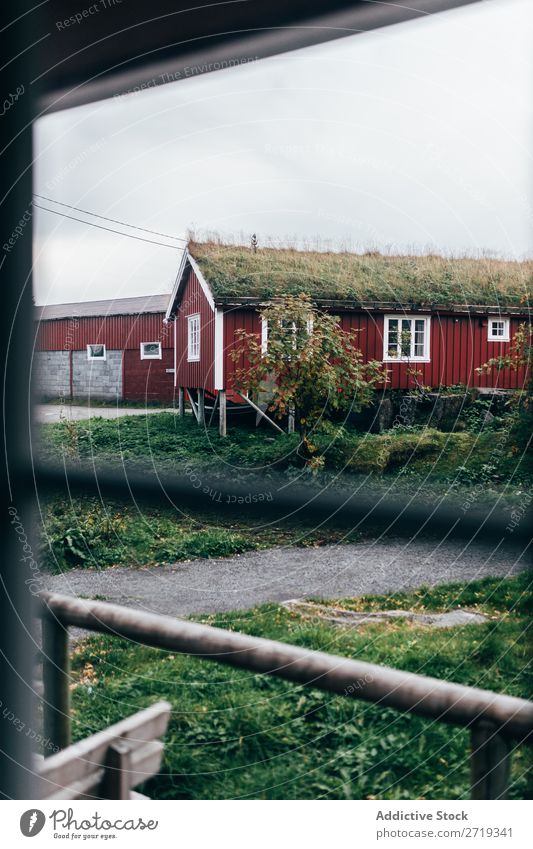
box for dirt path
[44,538,526,619]
[35,404,177,422]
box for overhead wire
[34,194,187,243]
[33,201,184,251]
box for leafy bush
[40,498,256,572]
[43,500,129,568]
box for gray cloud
[33,0,533,304]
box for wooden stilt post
[42,614,71,753]
[187,389,199,422]
[208,392,219,426]
[178,387,184,417]
[236,392,284,435]
[470,722,511,799]
[197,388,205,425]
[219,389,227,437]
[288,406,295,434]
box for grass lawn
[37,412,531,572]
[68,573,532,800]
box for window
[261,318,268,354]
[488,317,509,342]
[87,344,106,360]
[140,341,162,360]
[261,317,313,355]
[187,314,200,361]
[383,315,430,361]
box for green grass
[37,412,531,571]
[38,410,531,483]
[68,573,532,800]
[190,240,532,305]
[39,397,175,408]
[40,496,364,573]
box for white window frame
[383,315,430,362]
[187,313,201,361]
[140,341,162,360]
[260,316,313,356]
[487,317,510,342]
[261,318,268,354]
[87,343,106,361]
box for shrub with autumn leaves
[232,294,388,437]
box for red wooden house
[35,242,531,430]
[165,242,531,433]
[34,294,175,403]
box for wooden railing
[39,591,533,801]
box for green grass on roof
[189,241,532,307]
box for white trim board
[214,308,224,390]
[187,254,215,312]
[165,250,216,321]
[164,247,189,321]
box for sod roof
[189,241,532,309]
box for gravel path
[45,539,527,619]
[35,404,177,422]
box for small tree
[232,294,388,435]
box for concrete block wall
[33,351,71,399]
[72,350,123,400]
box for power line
[33,203,184,250]
[33,194,188,244]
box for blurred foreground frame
[1,0,525,801]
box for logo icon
[20,810,46,837]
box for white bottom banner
[3,800,530,848]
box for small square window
[488,318,509,341]
[187,314,200,361]
[87,344,106,360]
[140,341,162,360]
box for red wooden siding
[174,266,216,392]
[221,309,529,392]
[35,311,174,403]
[35,313,172,351]
[123,348,175,402]
[340,312,528,390]
[223,308,262,400]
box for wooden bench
[36,701,171,800]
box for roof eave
[213,297,531,315]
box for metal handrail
[39,591,533,800]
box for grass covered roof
[189,241,532,308]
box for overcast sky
[33,0,533,305]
